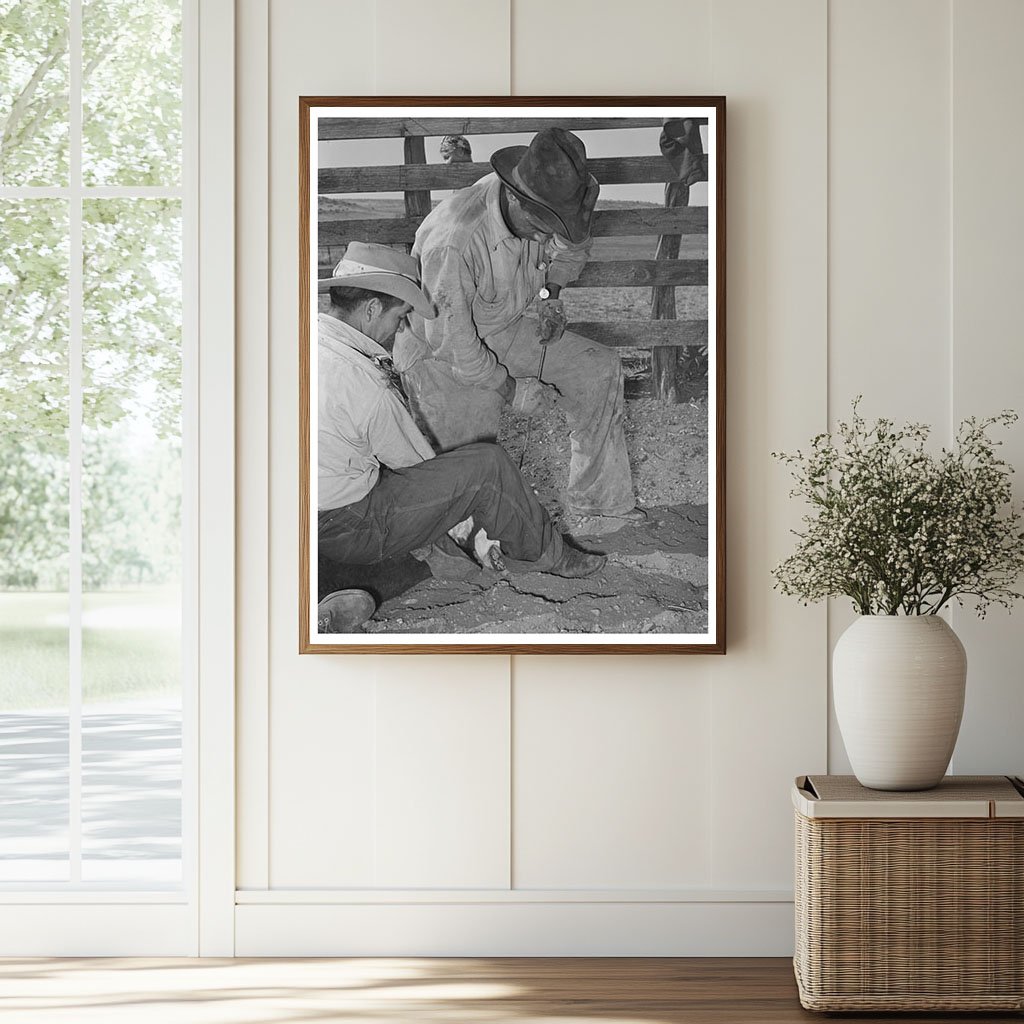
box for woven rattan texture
[794,812,1024,1011]
[806,774,1023,804]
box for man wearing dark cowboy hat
[394,127,642,530]
[316,241,606,633]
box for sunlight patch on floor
[0,958,682,1024]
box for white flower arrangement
[772,401,1024,616]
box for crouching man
[316,242,605,634]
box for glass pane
[82,0,181,186]
[0,0,70,186]
[81,198,182,883]
[81,684,181,883]
[0,199,70,880]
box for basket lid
[793,775,1024,819]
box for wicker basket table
[793,774,1024,1012]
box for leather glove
[511,376,560,417]
[537,297,568,345]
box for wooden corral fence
[317,116,708,402]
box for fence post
[402,135,431,253]
[651,221,683,403]
[650,118,707,403]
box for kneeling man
[316,242,604,633]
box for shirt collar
[481,174,516,245]
[318,312,390,361]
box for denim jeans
[318,442,563,573]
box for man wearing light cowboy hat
[395,127,642,530]
[316,241,606,633]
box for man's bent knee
[448,441,520,487]
[563,332,622,388]
[458,440,509,468]
[595,344,623,386]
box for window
[0,0,192,890]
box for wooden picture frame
[300,97,725,653]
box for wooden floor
[0,957,1020,1023]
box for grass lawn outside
[0,589,181,711]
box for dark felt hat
[490,128,599,244]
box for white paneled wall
[376,0,510,95]
[270,664,378,886]
[829,0,951,426]
[949,0,1024,777]
[263,0,375,889]
[706,0,828,890]
[511,0,711,95]
[827,0,953,773]
[513,657,713,889]
[234,0,1024,953]
[373,660,511,889]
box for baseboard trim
[235,900,795,956]
[236,887,792,904]
[0,904,196,956]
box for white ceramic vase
[833,615,967,791]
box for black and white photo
[299,99,725,653]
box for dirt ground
[361,341,710,637]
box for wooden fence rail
[568,321,707,348]
[319,155,679,195]
[318,206,708,246]
[319,116,662,140]
[572,260,708,288]
[318,258,707,289]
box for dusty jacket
[317,314,434,510]
[403,173,591,390]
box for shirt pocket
[471,241,542,333]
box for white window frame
[0,0,235,956]
[194,0,236,958]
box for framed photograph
[300,97,725,653]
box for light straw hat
[319,241,435,319]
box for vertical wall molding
[826,0,952,774]
[197,0,236,955]
[236,0,271,893]
[948,0,1024,777]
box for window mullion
[0,188,70,199]
[68,0,84,886]
[0,186,184,200]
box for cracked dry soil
[363,362,710,636]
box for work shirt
[317,313,435,511]
[406,173,591,391]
